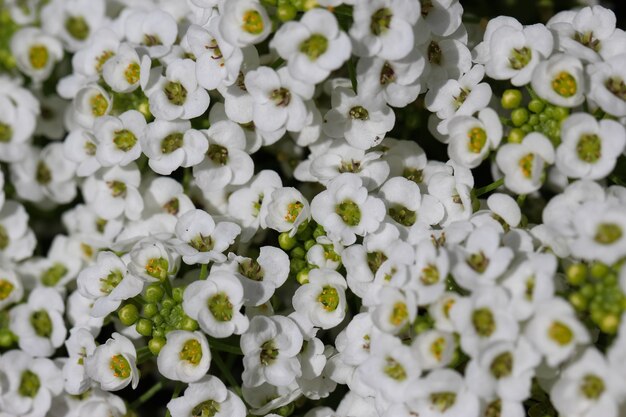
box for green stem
[162,278,173,297]
[475,177,505,197]
[209,337,243,355]
[130,381,163,409]
[525,85,540,101]
[199,263,208,280]
[270,57,285,69]
[136,346,153,364]
[348,58,357,94]
[213,352,241,396]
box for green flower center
[0,224,10,250]
[164,81,187,106]
[284,201,303,223]
[207,144,229,165]
[108,180,127,197]
[552,71,577,97]
[271,87,291,107]
[0,278,14,300]
[95,50,114,72]
[421,0,434,17]
[30,310,52,337]
[161,132,184,154]
[467,251,489,273]
[113,129,137,152]
[260,339,279,366]
[163,198,179,215]
[124,62,140,85]
[239,258,264,281]
[349,105,369,120]
[370,8,392,36]
[403,167,424,184]
[336,200,361,226]
[300,34,328,61]
[472,308,496,337]
[574,31,601,52]
[0,122,13,142]
[420,264,440,285]
[594,223,622,245]
[576,133,601,163]
[580,374,605,399]
[96,218,108,233]
[28,44,48,69]
[367,251,387,275]
[384,356,407,381]
[41,262,68,287]
[65,15,90,40]
[490,351,513,379]
[380,62,396,85]
[100,269,124,294]
[145,257,169,281]
[190,234,214,252]
[548,321,573,346]
[605,76,626,101]
[19,370,40,398]
[389,301,408,326]
[428,41,442,65]
[110,354,131,379]
[484,399,502,417]
[90,93,108,117]
[242,10,264,35]
[509,47,532,70]
[179,339,203,365]
[143,34,162,46]
[388,205,416,226]
[518,153,534,178]
[467,127,487,153]
[36,161,52,185]
[84,141,96,156]
[192,400,221,417]
[317,285,340,312]
[430,392,457,412]
[525,276,535,300]
[208,292,234,322]
[430,337,446,361]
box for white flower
[0,81,38,163]
[128,237,179,283]
[9,287,66,357]
[474,17,554,86]
[292,268,347,330]
[245,66,310,134]
[85,332,139,391]
[272,8,351,84]
[412,329,456,370]
[525,299,590,367]
[124,9,178,58]
[148,59,210,120]
[241,315,303,387]
[0,350,62,417]
[0,200,37,262]
[408,241,449,306]
[420,0,463,36]
[0,266,23,309]
[94,110,146,167]
[496,132,555,194]
[183,270,249,338]
[465,337,541,401]
[63,128,100,176]
[157,330,211,383]
[69,83,112,128]
[551,348,626,417]
[174,209,241,265]
[531,54,585,107]
[142,176,195,218]
[167,375,247,417]
[102,43,142,93]
[322,87,395,150]
[261,187,310,237]
[370,287,416,334]
[349,0,420,60]
[447,108,502,169]
[219,0,272,47]
[311,173,385,245]
[449,287,519,357]
[212,246,290,307]
[10,27,63,83]
[143,120,208,175]
[556,113,626,180]
[82,163,144,221]
[41,0,106,52]
[66,290,105,336]
[192,120,254,190]
[63,327,97,395]
[77,251,144,317]
[10,144,77,204]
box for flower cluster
[1,0,626,417]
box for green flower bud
[180,316,199,331]
[296,268,310,285]
[590,262,610,280]
[145,284,164,303]
[149,337,166,355]
[136,318,153,337]
[291,246,306,259]
[153,314,164,326]
[143,303,158,318]
[528,99,545,114]
[278,4,297,21]
[304,239,316,251]
[569,292,587,311]
[172,287,184,303]
[508,128,525,143]
[566,263,588,286]
[162,298,175,309]
[511,108,529,127]
[501,89,523,109]
[553,106,569,120]
[290,258,307,274]
[278,233,298,250]
[528,114,539,126]
[0,328,15,347]
[118,304,139,326]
